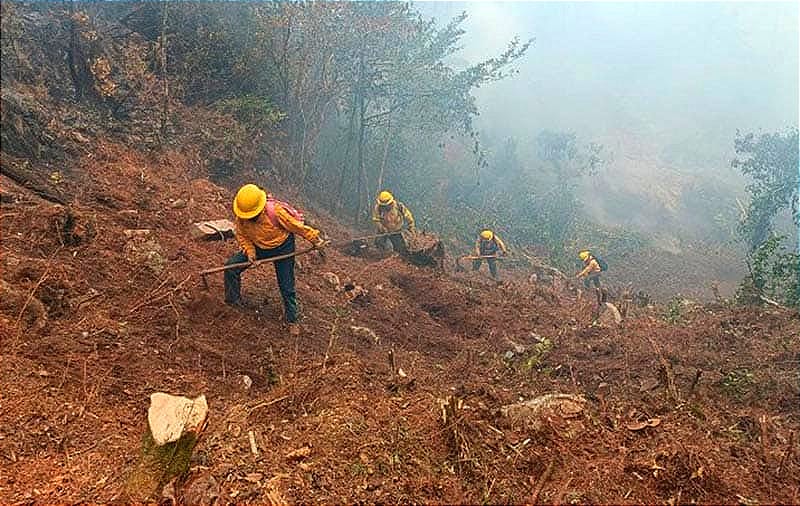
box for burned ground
[1,140,799,504]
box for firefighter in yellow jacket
[576,250,602,288]
[473,229,507,280]
[371,190,415,254]
[225,184,326,334]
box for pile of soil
[1,139,798,503]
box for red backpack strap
[265,198,279,227]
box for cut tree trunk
[403,231,445,269]
[191,219,235,241]
[124,393,208,501]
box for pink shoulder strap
[265,198,279,227]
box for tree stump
[124,393,208,501]
[403,231,445,269]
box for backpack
[265,195,305,228]
[592,252,608,272]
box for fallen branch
[516,248,569,280]
[1,156,66,204]
[777,430,795,475]
[128,275,191,314]
[760,294,788,310]
[388,346,397,378]
[70,435,113,457]
[247,395,290,413]
[530,458,555,504]
[248,430,259,456]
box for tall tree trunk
[336,93,359,214]
[352,52,371,221]
[376,118,391,194]
[355,88,367,221]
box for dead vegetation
[0,5,797,500]
[1,138,798,503]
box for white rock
[502,393,587,428]
[529,332,545,343]
[508,338,529,354]
[148,392,208,446]
[123,229,152,238]
[240,375,253,391]
[597,302,623,326]
[350,325,379,344]
[321,272,341,289]
[190,219,235,240]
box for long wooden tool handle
[329,231,402,247]
[200,246,316,276]
[461,255,502,260]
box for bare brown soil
[1,140,798,504]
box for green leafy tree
[737,235,799,308]
[732,127,799,251]
[732,127,799,307]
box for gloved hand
[312,236,329,260]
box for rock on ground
[502,393,587,433]
[148,393,208,446]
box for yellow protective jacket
[475,234,508,256]
[578,258,601,278]
[372,200,414,233]
[235,205,320,259]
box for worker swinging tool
[371,190,416,255]
[198,185,422,333]
[223,183,328,336]
[575,249,608,306]
[467,229,508,281]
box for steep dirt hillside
[1,140,799,504]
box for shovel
[199,246,318,288]
[198,232,402,287]
[455,254,502,272]
[333,232,405,256]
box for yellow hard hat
[233,183,267,219]
[578,250,590,261]
[378,190,395,206]
[480,230,493,240]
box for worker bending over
[575,250,603,289]
[473,229,507,280]
[225,183,326,335]
[372,190,415,255]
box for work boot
[288,323,301,336]
[225,298,245,308]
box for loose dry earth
[1,141,798,504]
